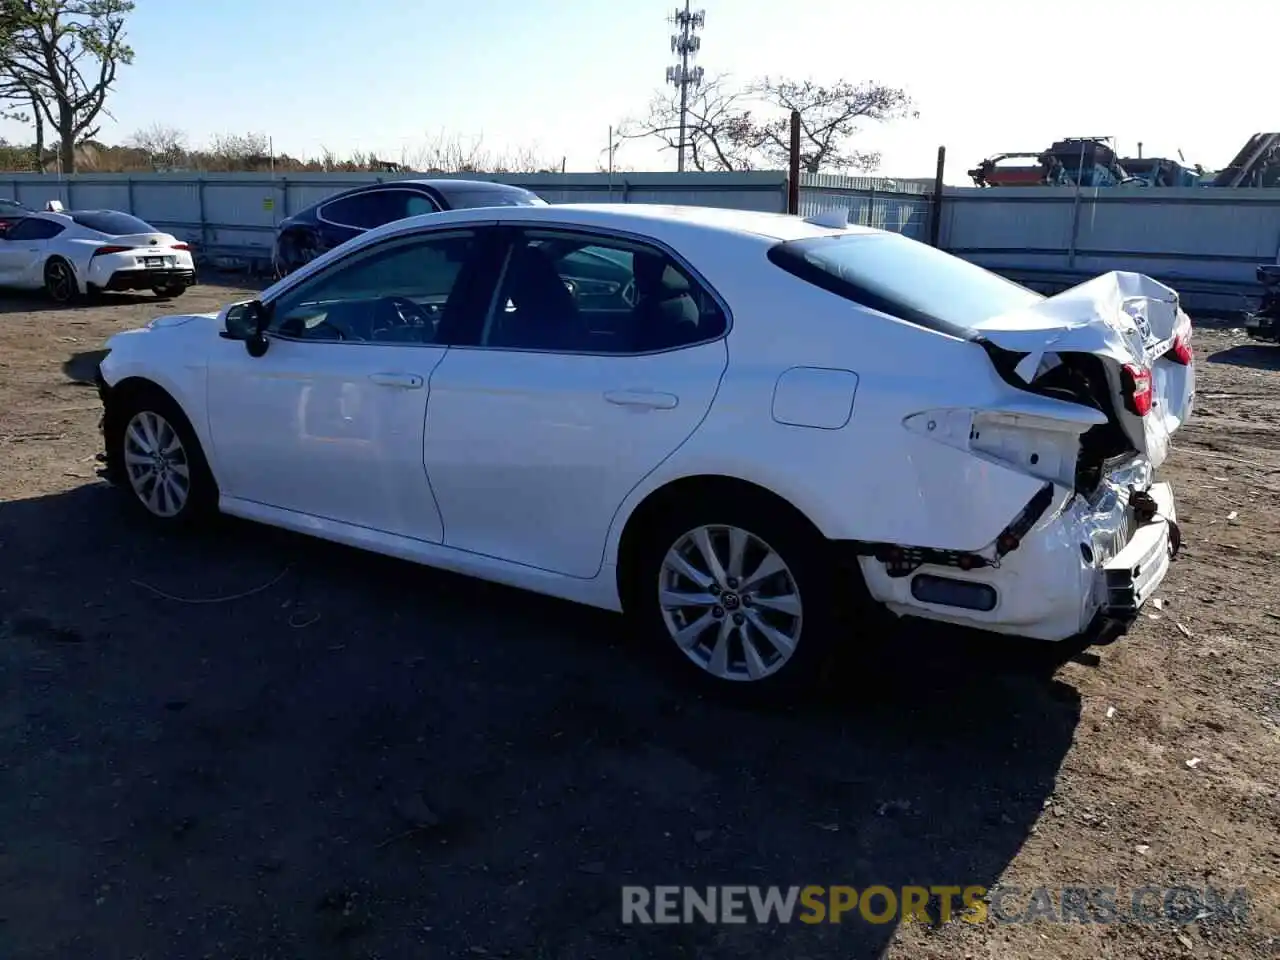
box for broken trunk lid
[966,271,1194,468]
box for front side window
[481,229,726,354]
[7,217,65,241]
[767,231,1043,337]
[320,189,438,230]
[267,230,479,344]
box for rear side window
[69,211,157,235]
[767,232,1042,337]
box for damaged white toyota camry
[95,203,1193,697]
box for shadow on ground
[62,349,109,386]
[0,290,166,315]
[1207,342,1280,371]
[196,268,270,293]
[0,485,1080,959]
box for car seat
[631,252,700,352]
[489,244,582,350]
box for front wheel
[105,387,217,528]
[631,497,849,701]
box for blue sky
[0,0,1273,182]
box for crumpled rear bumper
[855,463,1180,643]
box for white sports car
[95,203,1194,698]
[0,204,195,303]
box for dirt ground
[0,278,1276,960]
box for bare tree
[127,121,186,166]
[0,0,135,173]
[207,131,271,170]
[619,74,916,174]
[401,131,554,174]
[617,73,757,172]
[747,77,916,174]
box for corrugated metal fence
[0,170,932,267]
[1,170,1273,311]
[939,185,1280,311]
[798,173,933,241]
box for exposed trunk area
[981,342,1135,496]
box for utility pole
[666,2,705,172]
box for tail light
[171,243,190,251]
[92,245,132,256]
[1121,363,1153,417]
[1168,330,1193,365]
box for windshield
[69,210,158,235]
[768,232,1043,336]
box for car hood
[148,312,220,330]
[104,312,221,351]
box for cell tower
[666,1,705,173]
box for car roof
[424,179,535,193]
[368,203,879,244]
[329,178,534,196]
[296,178,535,218]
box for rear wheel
[629,492,851,702]
[105,386,217,528]
[152,283,187,299]
[43,257,78,304]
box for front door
[206,226,495,542]
[423,226,730,578]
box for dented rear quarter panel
[603,240,1054,562]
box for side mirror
[219,299,270,357]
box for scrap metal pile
[967,133,1280,189]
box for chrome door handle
[368,372,424,389]
[604,389,678,410]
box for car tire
[104,385,218,529]
[43,257,79,304]
[630,491,852,703]
[152,283,186,299]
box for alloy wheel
[122,410,191,518]
[658,524,803,682]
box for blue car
[271,178,545,277]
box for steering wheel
[385,295,434,330]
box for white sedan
[0,204,195,303]
[95,203,1194,697]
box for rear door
[422,225,730,578]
